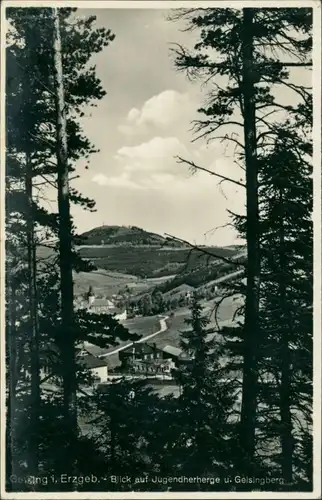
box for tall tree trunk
[25,151,40,479]
[239,7,261,475]
[52,7,78,479]
[278,187,293,484]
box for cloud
[118,90,196,135]
[128,108,141,122]
[117,124,135,135]
[117,136,187,162]
[92,136,193,192]
[92,172,143,190]
[115,136,190,177]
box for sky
[70,8,246,246]
[66,7,310,246]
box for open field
[121,316,161,337]
[73,269,139,297]
[151,295,244,350]
[73,268,174,298]
[99,296,244,360]
[203,294,244,322]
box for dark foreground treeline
[5,7,312,493]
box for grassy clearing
[73,268,176,299]
[122,316,161,337]
[153,296,244,350]
[73,269,147,297]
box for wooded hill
[76,225,245,280]
[79,224,185,247]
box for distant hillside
[157,259,245,293]
[37,223,245,294]
[78,243,244,280]
[79,225,184,247]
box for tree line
[5,6,313,493]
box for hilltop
[76,225,245,285]
[79,225,184,247]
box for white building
[76,347,109,383]
[81,355,109,383]
[75,295,127,320]
[115,309,127,321]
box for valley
[73,226,245,379]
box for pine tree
[5,7,142,489]
[170,6,312,483]
[151,289,165,314]
[171,293,237,490]
[79,379,162,492]
[52,7,78,477]
[239,9,261,468]
[140,294,153,316]
[256,113,312,488]
[6,16,42,478]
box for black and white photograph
[1,1,321,497]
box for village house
[161,345,196,368]
[120,342,185,363]
[75,292,127,321]
[162,344,183,361]
[77,351,109,383]
[87,301,127,321]
[39,343,110,385]
[119,342,163,368]
[132,357,175,376]
[119,342,185,377]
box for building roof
[82,342,108,357]
[106,354,122,370]
[162,345,183,357]
[75,297,117,310]
[79,354,108,370]
[88,305,125,316]
[122,342,156,355]
[146,342,164,352]
[103,306,121,314]
[91,298,115,307]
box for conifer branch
[175,156,246,188]
[164,233,246,268]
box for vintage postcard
[0,1,321,498]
